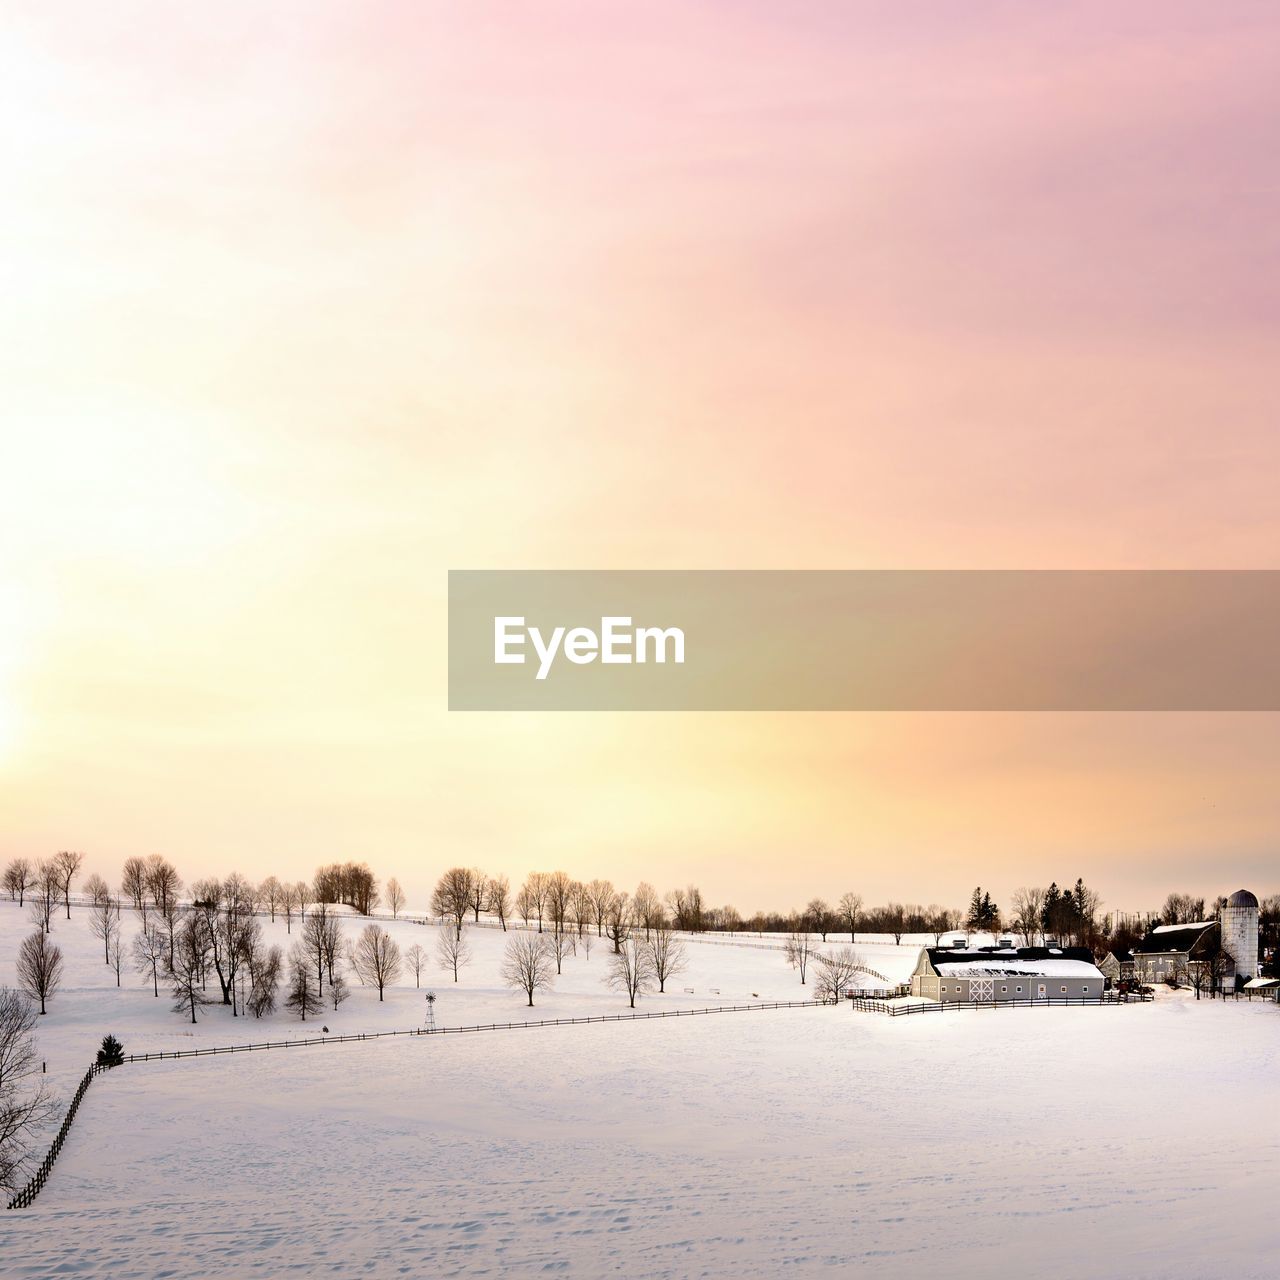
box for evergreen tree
[96,1034,125,1067]
[965,887,984,931]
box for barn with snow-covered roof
[1131,920,1229,987]
[910,945,1105,1003]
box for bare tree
[247,945,283,1018]
[285,943,323,1020]
[432,867,474,939]
[294,880,314,921]
[467,871,489,923]
[0,987,54,1195]
[584,879,614,936]
[260,876,283,922]
[385,877,406,919]
[605,892,632,954]
[49,850,84,919]
[883,903,907,945]
[29,860,59,935]
[1011,887,1045,946]
[632,882,662,940]
[120,856,147,910]
[157,894,185,970]
[544,870,574,936]
[108,923,123,987]
[329,969,350,1012]
[570,881,592,936]
[406,943,426,988]
[646,926,687,993]
[581,931,594,962]
[784,924,813,985]
[303,902,342,995]
[1161,892,1207,926]
[523,871,549,932]
[195,875,259,1013]
[515,880,534,927]
[170,918,214,1023]
[133,923,168,997]
[812,946,863,1003]
[501,933,555,1007]
[83,873,112,906]
[837,892,863,943]
[1205,943,1230,998]
[546,927,572,975]
[487,874,511,930]
[89,896,119,964]
[143,855,182,917]
[435,927,471,983]
[352,924,402,1000]
[926,905,960,946]
[606,937,656,1008]
[805,898,831,940]
[3,857,33,907]
[282,881,299,933]
[16,930,62,1014]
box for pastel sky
[3,3,1278,916]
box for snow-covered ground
[2,900,1277,1278]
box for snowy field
[2,900,1277,1278]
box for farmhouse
[1131,891,1260,991]
[1131,921,1231,987]
[910,945,1105,1003]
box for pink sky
[2,3,1278,914]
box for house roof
[1103,949,1134,965]
[923,946,1103,979]
[1133,922,1217,955]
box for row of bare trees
[496,922,690,1009]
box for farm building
[1131,891,1260,990]
[1132,921,1233,987]
[1099,948,1135,988]
[910,945,1105,1003]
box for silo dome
[1227,889,1258,908]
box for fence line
[5,1064,107,1210]
[121,997,837,1063]
[5,997,838,1209]
[847,992,1154,1016]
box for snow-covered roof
[1135,921,1217,954]
[933,958,1102,978]
[1243,977,1280,990]
[923,946,1103,980]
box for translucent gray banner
[448,571,1280,710]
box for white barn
[911,945,1106,1003]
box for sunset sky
[3,3,1278,915]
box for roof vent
[998,938,1014,948]
[951,938,967,949]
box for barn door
[971,977,995,1002]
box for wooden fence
[5,997,838,1209]
[847,991,1154,1015]
[6,1064,107,1210]
[121,997,838,1062]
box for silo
[1221,889,1259,982]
